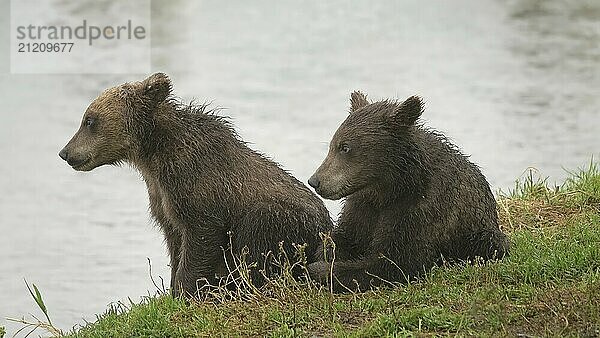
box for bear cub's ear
[142,72,172,105]
[390,95,424,126]
[349,91,370,113]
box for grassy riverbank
[22,162,600,337]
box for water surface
[0,0,598,334]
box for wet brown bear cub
[59,73,333,297]
[307,92,509,291]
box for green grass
[18,162,600,337]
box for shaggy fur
[59,73,333,297]
[307,91,509,292]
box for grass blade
[24,279,52,325]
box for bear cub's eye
[85,117,96,129]
[339,144,351,154]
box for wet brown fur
[308,92,509,292]
[59,73,333,297]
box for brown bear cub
[59,73,333,297]
[307,92,509,292]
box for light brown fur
[59,73,333,297]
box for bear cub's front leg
[172,226,225,297]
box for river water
[0,0,598,334]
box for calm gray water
[0,0,598,334]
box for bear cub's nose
[308,175,320,189]
[59,148,69,161]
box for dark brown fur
[307,92,509,292]
[59,73,333,297]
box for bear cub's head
[308,91,424,200]
[59,73,172,171]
